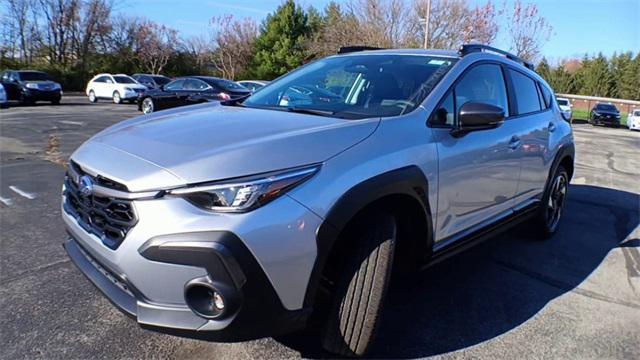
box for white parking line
[59,120,84,126]
[0,196,13,206]
[9,186,36,199]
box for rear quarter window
[509,69,542,115]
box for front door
[430,63,521,241]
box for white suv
[86,74,147,104]
[627,109,640,131]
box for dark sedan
[590,103,622,127]
[0,70,62,105]
[138,76,251,114]
[132,73,172,89]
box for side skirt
[422,199,540,270]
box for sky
[116,0,640,61]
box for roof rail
[338,46,385,54]
[459,44,535,71]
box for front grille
[63,174,137,250]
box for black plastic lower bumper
[64,231,311,341]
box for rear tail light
[219,92,231,101]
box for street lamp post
[422,0,431,49]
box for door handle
[509,135,521,150]
[548,122,556,132]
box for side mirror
[452,102,505,136]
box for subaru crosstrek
[62,45,574,357]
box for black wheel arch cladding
[303,165,433,308]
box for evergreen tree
[249,0,310,80]
[579,53,614,97]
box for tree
[578,53,614,97]
[306,1,362,58]
[410,0,497,49]
[505,0,552,62]
[249,0,310,79]
[210,15,257,80]
[134,20,177,74]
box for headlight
[53,83,61,90]
[25,83,39,89]
[124,87,133,92]
[615,114,621,118]
[169,166,320,212]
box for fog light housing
[185,282,226,319]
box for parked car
[61,44,574,357]
[85,73,147,104]
[627,108,640,131]
[556,97,572,122]
[589,103,621,127]
[0,84,7,108]
[132,73,172,89]
[237,80,268,92]
[0,70,62,105]
[137,76,251,114]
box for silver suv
[62,45,574,357]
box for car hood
[72,103,380,191]
[121,83,146,90]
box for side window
[94,76,106,83]
[509,69,542,115]
[184,79,209,90]
[429,92,455,126]
[538,82,553,108]
[165,79,185,90]
[454,64,509,117]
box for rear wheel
[321,212,396,357]
[112,91,121,104]
[142,97,154,114]
[532,165,568,238]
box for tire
[531,165,569,238]
[51,98,60,105]
[88,90,97,103]
[112,91,121,104]
[141,97,154,114]
[321,212,396,357]
[19,92,33,105]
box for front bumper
[22,88,62,101]
[592,115,620,125]
[62,179,321,339]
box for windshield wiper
[285,107,336,116]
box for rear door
[430,63,521,240]
[505,68,551,205]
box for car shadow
[275,184,639,358]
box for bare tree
[410,0,497,49]
[70,0,112,70]
[210,15,257,80]
[347,0,411,48]
[505,0,552,62]
[183,34,213,71]
[3,0,35,62]
[134,20,178,74]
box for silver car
[62,45,574,357]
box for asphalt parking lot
[1,96,639,359]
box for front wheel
[51,98,60,105]
[321,212,396,357]
[141,98,154,114]
[88,90,97,103]
[112,91,121,104]
[532,165,569,238]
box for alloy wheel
[142,98,154,114]
[546,173,567,231]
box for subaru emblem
[79,175,94,197]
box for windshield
[153,76,171,85]
[113,76,137,84]
[242,54,456,119]
[19,72,51,81]
[557,99,569,106]
[596,104,617,111]
[634,111,640,116]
